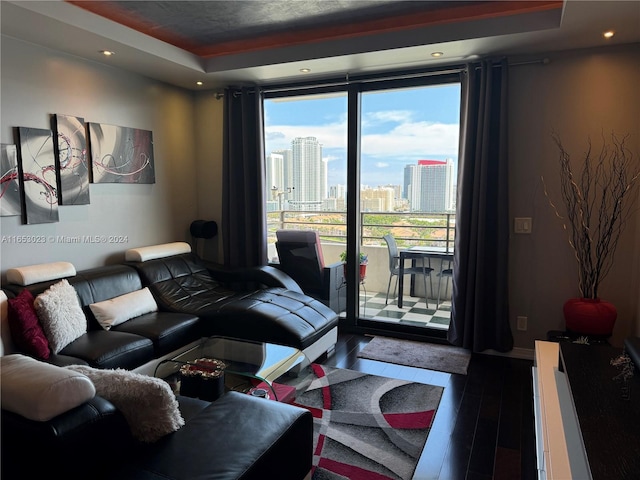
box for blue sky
[264,83,461,187]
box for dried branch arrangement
[544,133,640,299]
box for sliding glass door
[358,82,460,334]
[264,90,349,313]
[263,71,461,339]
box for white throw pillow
[89,288,158,330]
[34,279,86,354]
[1,354,95,421]
[66,365,185,443]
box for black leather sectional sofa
[3,263,200,370]
[1,243,338,479]
[2,248,339,372]
[2,385,313,480]
[128,251,339,358]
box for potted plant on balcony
[339,251,368,282]
[545,132,639,338]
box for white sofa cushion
[90,287,158,330]
[0,354,95,421]
[34,279,86,354]
[125,242,191,262]
[6,262,76,286]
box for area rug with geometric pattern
[291,364,443,480]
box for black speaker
[190,220,218,239]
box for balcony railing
[267,210,455,306]
[267,210,455,252]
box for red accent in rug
[292,363,444,480]
[383,410,435,429]
[318,457,397,480]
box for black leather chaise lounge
[125,242,340,363]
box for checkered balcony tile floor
[358,292,451,330]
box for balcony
[267,211,454,331]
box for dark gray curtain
[222,87,267,268]
[448,59,513,352]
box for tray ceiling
[2,1,638,89]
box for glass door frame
[263,67,463,341]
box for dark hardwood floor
[316,332,537,480]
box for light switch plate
[514,217,532,234]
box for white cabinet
[532,341,590,480]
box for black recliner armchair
[274,230,346,314]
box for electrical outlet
[517,316,528,331]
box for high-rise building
[329,184,346,200]
[321,158,328,201]
[381,184,402,202]
[266,150,295,209]
[361,186,395,212]
[272,149,293,193]
[404,159,454,212]
[290,137,325,211]
[403,167,412,200]
[266,152,284,201]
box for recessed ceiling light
[299,68,311,73]
[100,50,115,56]
[431,52,444,57]
[603,30,615,39]
[196,81,203,86]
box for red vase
[563,298,617,337]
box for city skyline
[264,83,461,188]
[267,143,455,213]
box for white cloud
[363,122,459,157]
[265,112,459,159]
[364,110,413,125]
[265,122,347,151]
[375,162,389,168]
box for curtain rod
[261,66,464,95]
[468,57,550,71]
[215,58,549,97]
[507,58,550,67]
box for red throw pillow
[7,289,50,359]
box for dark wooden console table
[559,342,640,479]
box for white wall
[0,36,198,278]
[509,43,640,348]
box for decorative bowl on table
[179,358,226,401]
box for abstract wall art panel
[16,127,59,224]
[53,114,90,205]
[1,144,21,216]
[88,123,155,184]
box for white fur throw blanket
[66,365,184,442]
